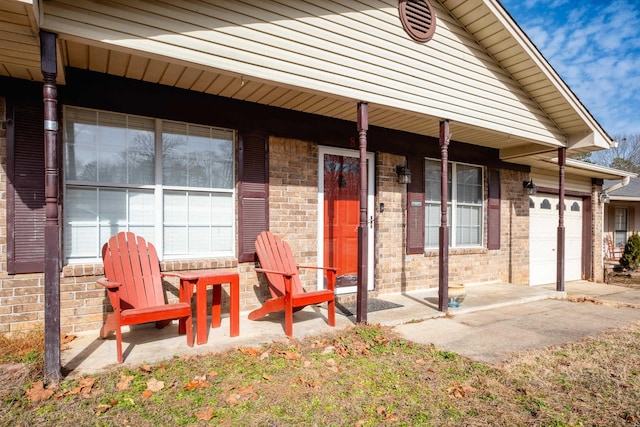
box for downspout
[603,175,631,196]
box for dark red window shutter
[238,131,269,263]
[7,99,46,274]
[487,168,501,250]
[406,156,425,254]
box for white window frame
[63,106,236,263]
[424,158,484,249]
[614,208,628,248]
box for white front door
[317,147,375,295]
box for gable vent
[398,0,436,43]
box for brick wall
[266,136,319,290]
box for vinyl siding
[42,0,564,145]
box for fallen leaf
[195,407,215,421]
[447,383,476,399]
[184,378,210,391]
[262,373,272,381]
[139,364,153,373]
[25,381,54,403]
[238,347,261,357]
[117,375,134,391]
[293,376,322,388]
[225,394,240,406]
[66,376,96,396]
[237,384,254,396]
[140,389,153,400]
[61,333,76,344]
[146,378,165,392]
[60,333,77,350]
[80,377,96,396]
[281,350,301,360]
[95,403,112,414]
[259,351,270,360]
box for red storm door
[324,154,360,288]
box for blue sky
[500,0,640,138]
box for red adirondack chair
[249,231,336,336]
[98,232,193,363]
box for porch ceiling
[0,0,610,164]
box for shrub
[620,232,640,270]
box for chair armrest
[255,267,296,277]
[97,278,121,290]
[161,272,180,278]
[297,265,337,273]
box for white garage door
[529,195,583,286]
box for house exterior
[603,177,640,260]
[0,0,631,335]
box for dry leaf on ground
[195,407,215,421]
[117,375,134,391]
[146,378,164,392]
[238,347,261,357]
[184,377,210,391]
[447,382,476,399]
[25,381,54,403]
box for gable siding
[42,0,563,145]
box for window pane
[64,107,154,185]
[162,122,234,189]
[456,205,481,246]
[64,188,98,260]
[614,208,628,247]
[456,164,482,204]
[64,187,154,260]
[614,208,627,230]
[425,203,440,248]
[163,191,234,256]
[424,159,452,202]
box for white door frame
[317,146,375,295]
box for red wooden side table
[166,270,240,345]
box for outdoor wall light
[600,192,610,204]
[396,165,412,184]
[522,179,537,195]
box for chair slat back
[102,232,165,310]
[255,231,304,298]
